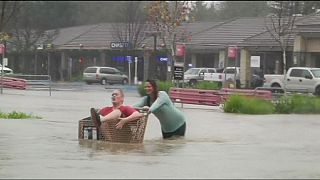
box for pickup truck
[264,67,320,95]
[204,67,241,88]
[0,64,13,74]
[204,67,265,88]
[204,67,240,83]
[183,67,217,86]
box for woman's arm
[132,96,148,108]
[149,91,168,113]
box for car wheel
[314,86,320,96]
[271,83,282,93]
[100,78,107,85]
[122,79,128,85]
[189,79,197,87]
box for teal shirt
[133,91,186,133]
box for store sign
[157,56,169,62]
[173,66,184,80]
[0,44,5,54]
[110,42,130,49]
[250,56,260,67]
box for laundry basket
[78,111,149,143]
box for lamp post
[145,31,161,80]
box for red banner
[0,44,5,54]
[176,44,186,57]
[228,47,237,59]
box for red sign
[228,47,237,58]
[176,44,186,57]
[0,44,5,54]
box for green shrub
[254,94,320,114]
[71,74,83,82]
[274,96,292,114]
[158,81,174,93]
[223,95,243,113]
[283,94,320,114]
[137,80,174,96]
[224,95,274,114]
[0,110,41,119]
[194,81,220,90]
[138,81,147,96]
[240,97,274,114]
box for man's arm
[115,111,144,129]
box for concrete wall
[240,49,251,88]
[219,50,226,68]
[306,38,320,52]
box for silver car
[83,66,128,85]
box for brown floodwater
[1,88,320,178]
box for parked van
[83,66,128,85]
[183,67,216,86]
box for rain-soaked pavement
[1,83,320,179]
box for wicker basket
[78,114,148,143]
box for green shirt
[133,91,186,133]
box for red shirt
[99,105,138,118]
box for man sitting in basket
[90,89,143,133]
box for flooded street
[1,85,320,178]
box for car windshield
[311,69,320,78]
[184,68,200,75]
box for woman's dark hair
[146,79,158,104]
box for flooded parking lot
[1,85,320,178]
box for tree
[193,1,217,22]
[265,1,298,96]
[73,1,120,25]
[111,1,148,50]
[146,1,194,80]
[216,1,270,19]
[0,1,21,32]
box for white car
[0,64,13,74]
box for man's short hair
[117,89,124,97]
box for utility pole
[0,43,5,94]
[0,32,10,94]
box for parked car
[0,64,13,74]
[264,67,320,95]
[83,66,128,85]
[183,67,217,86]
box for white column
[134,57,138,84]
[128,60,131,85]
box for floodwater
[1,86,320,178]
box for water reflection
[78,137,189,156]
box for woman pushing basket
[133,79,187,139]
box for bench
[169,88,222,107]
[0,77,27,90]
[169,87,274,108]
[218,88,273,102]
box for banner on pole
[0,44,5,54]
